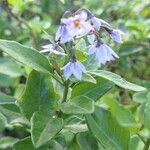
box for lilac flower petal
[50,49,67,56]
[71,62,82,80]
[42,44,53,49]
[87,34,95,44]
[40,49,51,53]
[88,45,96,55]
[76,61,87,73]
[110,30,123,43]
[62,62,72,80]
[62,61,86,80]
[90,17,101,30]
[55,25,73,44]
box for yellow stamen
[74,20,81,27]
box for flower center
[74,20,81,27]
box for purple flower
[40,44,66,56]
[89,43,119,65]
[62,60,87,80]
[89,16,101,30]
[61,15,92,38]
[87,34,95,44]
[109,29,124,43]
[55,24,73,44]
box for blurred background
[0,0,149,149]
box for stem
[61,82,69,103]
[136,133,147,145]
[144,139,150,150]
[51,74,63,85]
[2,0,38,49]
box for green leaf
[0,112,7,131]
[0,91,16,105]
[71,78,114,101]
[60,96,94,114]
[129,135,144,150]
[0,136,19,149]
[0,57,23,77]
[0,39,52,74]
[64,124,88,133]
[31,111,63,148]
[13,137,34,150]
[8,0,24,11]
[133,91,148,103]
[76,50,87,62]
[145,92,150,130]
[89,70,146,91]
[76,132,99,150]
[0,73,17,87]
[86,107,130,150]
[18,70,59,119]
[0,104,29,126]
[104,98,141,132]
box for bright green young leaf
[0,91,16,105]
[18,70,59,119]
[144,92,150,130]
[0,39,52,74]
[104,98,141,132]
[89,70,146,91]
[31,111,63,148]
[76,50,87,62]
[76,132,99,150]
[0,136,19,150]
[8,0,24,11]
[86,107,130,150]
[60,96,94,114]
[71,78,114,101]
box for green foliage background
[0,0,149,150]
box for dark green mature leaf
[0,104,29,126]
[71,78,114,101]
[0,112,7,131]
[133,91,148,103]
[144,92,150,130]
[0,136,19,149]
[104,98,140,132]
[0,73,17,87]
[89,70,146,91]
[0,57,23,77]
[18,70,59,119]
[61,96,94,114]
[31,111,63,148]
[86,107,130,150]
[76,132,99,150]
[64,124,88,133]
[0,91,16,104]
[13,137,35,150]
[129,135,144,150]
[0,39,52,74]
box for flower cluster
[41,9,124,80]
